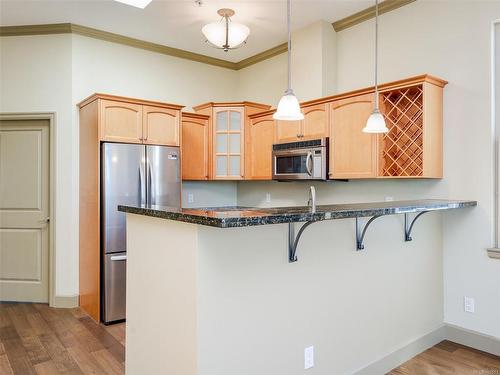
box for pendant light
[363,0,389,133]
[202,9,250,52]
[273,0,304,121]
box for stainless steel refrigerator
[101,142,180,324]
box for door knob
[39,217,50,224]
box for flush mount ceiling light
[114,0,153,8]
[363,0,388,133]
[202,9,250,52]
[273,0,303,121]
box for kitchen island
[119,199,476,375]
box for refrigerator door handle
[139,166,146,206]
[110,255,127,261]
[147,161,154,205]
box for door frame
[0,112,57,306]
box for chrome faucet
[308,186,316,213]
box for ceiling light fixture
[273,0,303,121]
[114,0,153,9]
[363,0,388,133]
[202,9,250,52]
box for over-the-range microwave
[272,138,329,180]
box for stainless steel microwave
[272,138,329,180]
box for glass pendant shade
[363,109,388,133]
[273,91,304,121]
[202,20,249,50]
[114,0,152,8]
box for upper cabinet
[329,94,378,179]
[193,102,271,180]
[245,111,275,180]
[302,103,329,140]
[275,102,329,143]
[80,94,184,146]
[181,112,209,180]
[328,75,446,179]
[143,106,180,146]
[378,77,445,178]
[213,107,245,179]
[100,100,143,144]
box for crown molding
[0,1,416,70]
[0,23,237,70]
[235,43,288,70]
[332,0,416,32]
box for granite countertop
[118,199,477,228]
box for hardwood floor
[389,340,500,374]
[0,302,125,375]
[1,302,499,374]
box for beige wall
[0,33,240,300]
[0,34,75,298]
[237,0,500,340]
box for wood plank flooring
[1,302,499,374]
[0,302,125,375]
[389,340,500,374]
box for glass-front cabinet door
[213,107,244,179]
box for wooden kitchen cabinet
[245,111,275,180]
[329,93,378,179]
[302,103,329,140]
[77,93,183,322]
[83,94,183,146]
[193,101,271,180]
[181,112,209,180]
[100,100,143,143]
[143,105,180,146]
[275,102,329,143]
[378,76,446,178]
[275,119,302,143]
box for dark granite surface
[118,199,477,228]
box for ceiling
[0,0,374,62]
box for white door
[0,119,50,302]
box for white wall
[237,1,500,340]
[0,35,76,298]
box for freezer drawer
[103,252,127,324]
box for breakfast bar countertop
[118,199,477,228]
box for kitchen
[0,0,499,374]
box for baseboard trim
[52,294,79,308]
[446,324,500,356]
[354,324,500,374]
[354,325,446,374]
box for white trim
[0,112,57,307]
[446,324,500,356]
[354,324,500,374]
[491,20,500,249]
[354,325,446,374]
[53,294,79,308]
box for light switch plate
[187,193,194,204]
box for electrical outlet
[385,196,394,202]
[304,346,314,370]
[187,193,194,204]
[266,193,271,203]
[464,296,475,313]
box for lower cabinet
[329,93,378,179]
[181,112,209,180]
[245,112,275,180]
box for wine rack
[377,76,446,178]
[380,85,424,177]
